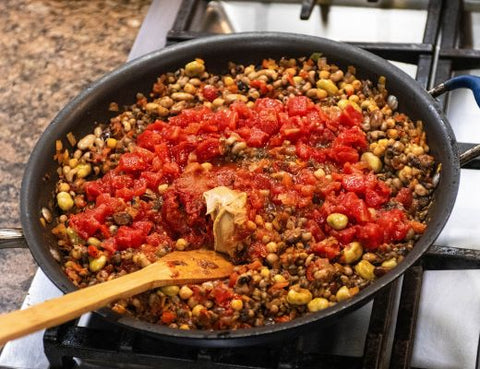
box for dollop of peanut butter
[203,186,247,258]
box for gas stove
[2,1,480,368]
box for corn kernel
[158,183,169,193]
[343,242,363,264]
[87,237,101,246]
[76,163,92,179]
[314,168,325,179]
[192,304,206,317]
[185,59,205,77]
[161,285,180,297]
[89,255,107,272]
[231,299,243,311]
[176,238,188,251]
[316,79,338,96]
[382,258,398,269]
[260,267,270,278]
[106,138,117,149]
[336,286,351,302]
[179,285,194,300]
[57,191,74,211]
[355,260,375,280]
[361,152,382,173]
[326,213,348,230]
[224,76,235,86]
[308,297,329,312]
[287,287,313,305]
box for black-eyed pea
[306,88,319,99]
[415,183,428,196]
[171,92,194,101]
[330,70,344,82]
[77,134,96,150]
[159,96,174,108]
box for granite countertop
[0,0,150,314]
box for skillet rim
[20,32,460,346]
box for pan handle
[0,228,27,249]
[428,75,480,167]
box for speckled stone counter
[0,0,150,314]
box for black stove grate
[44,1,480,368]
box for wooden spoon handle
[0,266,157,346]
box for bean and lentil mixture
[46,56,437,330]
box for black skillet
[1,33,480,347]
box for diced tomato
[211,285,234,307]
[331,226,357,245]
[195,138,221,162]
[161,311,176,324]
[254,98,284,113]
[328,145,359,164]
[137,130,164,150]
[342,192,370,224]
[254,108,280,135]
[115,225,147,250]
[202,85,219,102]
[69,212,102,239]
[338,104,363,127]
[311,239,340,260]
[250,80,270,95]
[342,174,365,194]
[356,222,384,250]
[396,187,413,209]
[238,128,270,147]
[287,96,313,116]
[118,152,149,173]
[87,245,100,258]
[378,209,410,243]
[84,181,105,201]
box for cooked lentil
[49,55,436,330]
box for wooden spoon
[0,249,233,345]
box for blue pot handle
[429,75,480,107]
[429,75,480,166]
